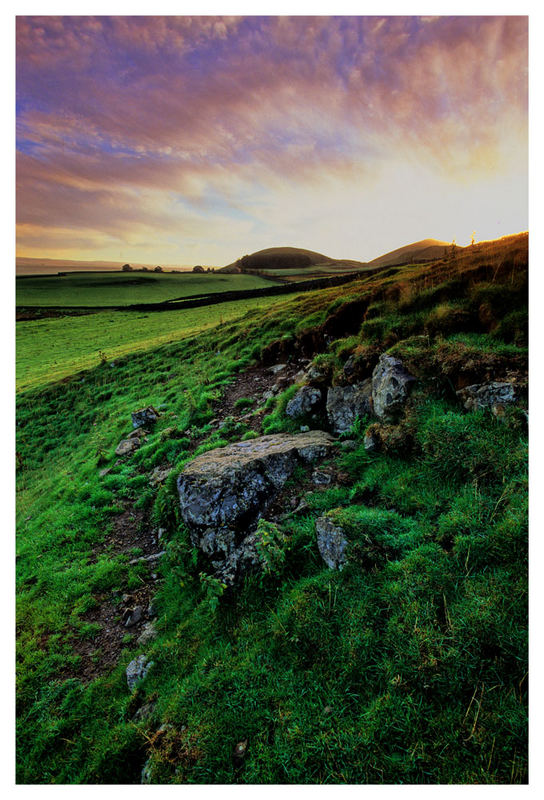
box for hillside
[16,232,528,784]
[219,246,366,273]
[367,238,461,268]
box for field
[16,296,286,393]
[16,271,274,308]
[16,235,528,784]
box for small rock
[131,406,160,429]
[115,437,140,457]
[340,439,357,452]
[312,470,333,485]
[99,467,112,477]
[149,466,173,486]
[456,381,518,414]
[133,701,157,722]
[129,427,146,439]
[285,386,322,419]
[124,605,143,627]
[326,381,372,434]
[300,425,310,432]
[268,363,287,374]
[157,528,166,541]
[137,621,158,645]
[372,354,416,422]
[121,593,131,603]
[129,551,166,566]
[147,601,157,618]
[316,516,348,570]
[233,739,248,765]
[126,654,152,690]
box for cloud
[16,15,528,263]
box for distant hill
[219,246,366,273]
[367,239,462,269]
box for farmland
[16,271,275,308]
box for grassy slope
[16,296,284,392]
[16,235,528,784]
[16,272,273,308]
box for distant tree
[141,267,148,272]
[122,263,132,272]
[471,231,476,247]
[193,265,205,273]
[154,266,163,272]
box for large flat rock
[177,431,335,582]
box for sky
[15,14,528,266]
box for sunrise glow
[16,15,528,266]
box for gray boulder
[126,654,152,690]
[115,437,140,456]
[315,516,348,570]
[371,354,415,422]
[326,380,372,434]
[177,431,334,583]
[131,406,160,429]
[456,381,517,415]
[285,386,322,419]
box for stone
[133,701,157,722]
[131,406,160,429]
[126,654,152,690]
[177,431,334,583]
[342,355,356,380]
[285,386,322,418]
[149,466,172,486]
[99,467,112,477]
[456,381,517,415]
[371,354,416,422]
[315,516,348,570]
[268,363,287,375]
[312,470,333,485]
[129,427,146,439]
[129,551,166,566]
[137,621,158,645]
[115,437,140,456]
[340,439,357,452]
[326,380,372,434]
[300,425,310,433]
[124,605,143,627]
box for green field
[16,271,274,307]
[16,295,287,393]
[16,235,528,784]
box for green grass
[16,271,274,307]
[16,296,288,393]
[16,234,528,784]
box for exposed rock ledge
[177,431,335,583]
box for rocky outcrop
[371,354,415,422]
[285,386,322,418]
[326,380,372,433]
[315,516,348,570]
[456,381,518,415]
[131,406,160,429]
[177,431,334,583]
